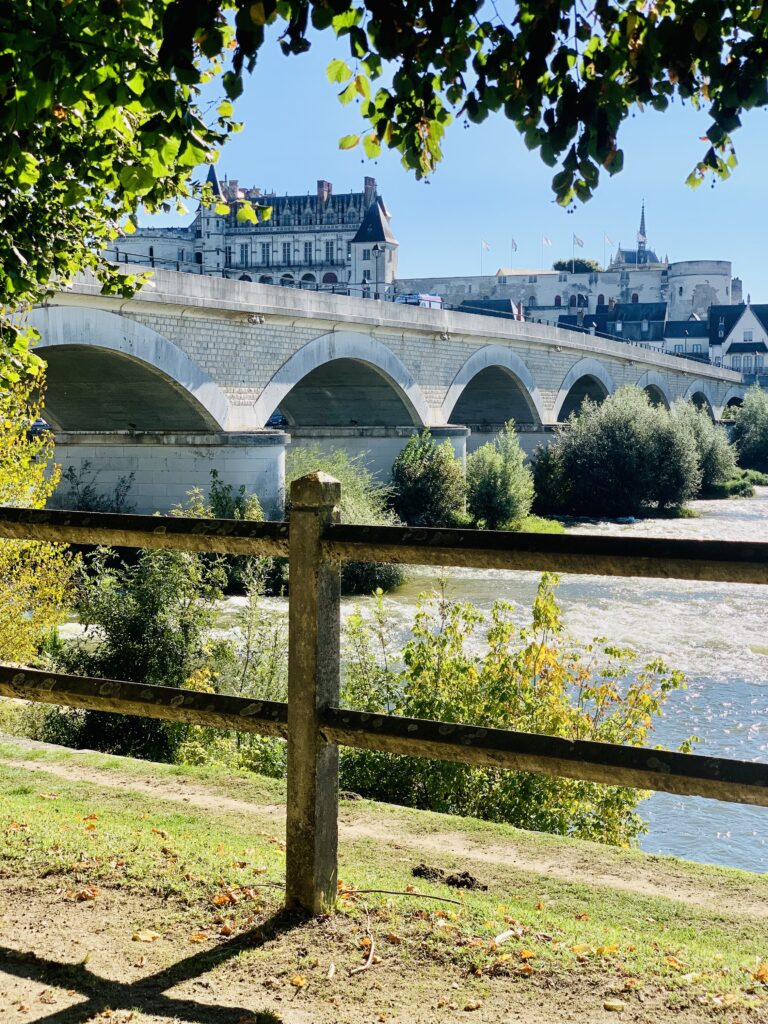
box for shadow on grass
[0,908,305,1023]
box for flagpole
[572,234,575,275]
[480,241,482,277]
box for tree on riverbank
[731,387,768,473]
[0,372,74,663]
[466,421,534,529]
[533,388,703,518]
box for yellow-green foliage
[0,372,74,663]
[341,576,689,846]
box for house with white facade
[709,304,768,374]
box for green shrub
[339,579,690,847]
[59,460,135,513]
[466,422,534,529]
[52,546,225,760]
[171,470,265,593]
[391,430,466,527]
[287,446,406,594]
[176,563,289,777]
[532,387,701,517]
[671,401,737,493]
[731,386,768,471]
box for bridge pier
[288,425,470,480]
[49,431,289,518]
[465,423,557,458]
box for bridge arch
[683,379,716,420]
[719,387,745,417]
[29,305,241,431]
[553,357,615,422]
[635,370,672,409]
[254,331,432,429]
[440,346,544,427]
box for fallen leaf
[666,955,686,971]
[85,823,97,832]
[83,814,98,822]
[604,999,626,1013]
[597,944,620,956]
[38,793,59,801]
[518,949,535,960]
[571,944,592,955]
[535,901,545,911]
[218,923,235,936]
[151,828,169,839]
[68,886,99,901]
[575,912,589,921]
[232,861,247,869]
[359,936,372,950]
[385,933,401,945]
[132,930,162,943]
[213,892,234,906]
[189,932,209,943]
[753,962,768,982]
[290,974,307,989]
[327,962,336,979]
[253,866,268,875]
[518,963,535,977]
[464,999,482,1011]
[8,822,30,832]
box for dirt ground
[1,744,766,1024]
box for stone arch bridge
[33,270,745,514]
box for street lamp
[372,243,385,300]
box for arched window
[631,292,639,303]
[528,295,536,307]
[569,295,577,308]
[597,293,605,306]
[322,272,338,284]
[554,294,562,307]
[148,246,154,266]
[577,294,587,308]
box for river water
[203,493,768,874]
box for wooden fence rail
[0,471,767,913]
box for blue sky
[148,30,768,296]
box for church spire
[638,201,647,248]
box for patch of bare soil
[6,754,768,922]
[0,878,753,1024]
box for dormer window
[744,329,753,343]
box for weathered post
[285,471,342,914]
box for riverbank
[1,737,767,1023]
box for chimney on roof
[317,179,333,202]
[363,176,376,206]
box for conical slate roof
[205,164,224,199]
[351,198,398,245]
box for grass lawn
[0,737,766,1023]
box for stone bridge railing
[1,473,766,913]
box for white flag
[510,238,518,252]
[604,233,615,246]
[482,240,491,251]
[542,236,552,247]
[573,234,584,248]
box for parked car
[393,293,444,309]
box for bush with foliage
[391,431,467,527]
[671,402,737,494]
[51,546,225,760]
[731,386,768,472]
[340,578,690,846]
[533,387,701,517]
[466,421,534,529]
[172,469,265,592]
[59,460,136,513]
[0,373,74,665]
[176,563,289,777]
[287,446,405,594]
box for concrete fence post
[285,471,342,914]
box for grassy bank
[0,738,766,1023]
